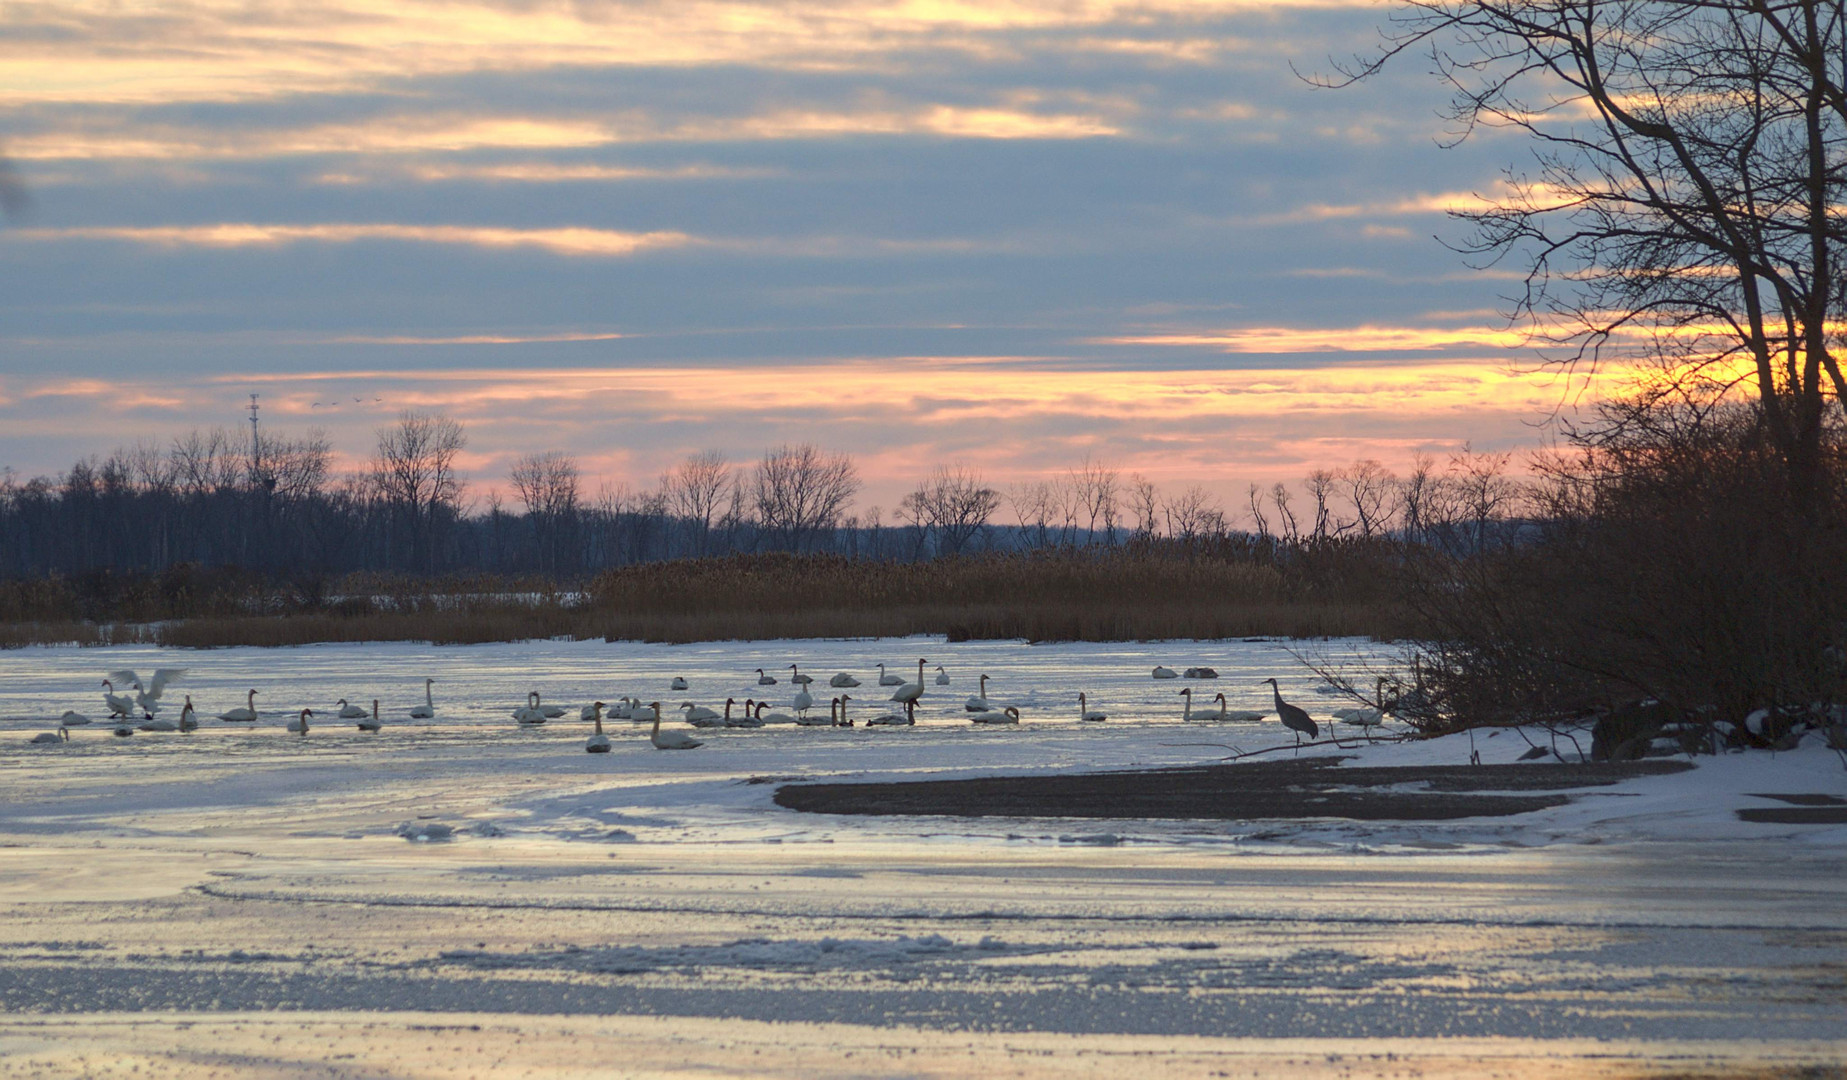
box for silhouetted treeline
[1,414,1525,581]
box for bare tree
[510,451,580,572]
[753,444,859,552]
[1270,482,1301,545]
[1304,468,1343,541]
[1006,480,1057,549]
[901,465,1002,556]
[1245,483,1271,539]
[1345,0,1847,500]
[370,412,466,571]
[1163,485,1220,541]
[1340,459,1398,538]
[1127,474,1160,538]
[1069,457,1119,544]
[665,450,730,557]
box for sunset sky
[0,0,1612,512]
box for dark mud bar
[775,758,1695,821]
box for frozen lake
[1,637,1842,1078]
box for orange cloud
[16,223,697,257]
[1099,324,1536,352]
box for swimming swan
[1078,693,1107,722]
[970,705,1021,725]
[964,674,991,712]
[649,704,703,750]
[409,678,436,718]
[218,689,259,722]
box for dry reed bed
[1,552,1415,647]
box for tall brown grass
[0,549,1416,648]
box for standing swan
[964,674,991,712]
[287,708,313,736]
[649,703,702,750]
[1263,678,1319,749]
[219,690,259,722]
[409,678,435,719]
[357,699,382,732]
[585,703,611,753]
[890,659,927,705]
[1078,693,1107,722]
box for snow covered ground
[1,636,1842,1078]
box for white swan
[829,672,860,688]
[867,700,915,726]
[754,701,797,725]
[788,664,813,686]
[1078,693,1107,722]
[877,663,904,687]
[670,677,689,691]
[627,701,659,723]
[218,689,259,722]
[726,700,765,728]
[29,728,69,744]
[755,668,777,685]
[964,674,991,712]
[287,708,313,735]
[178,697,199,732]
[112,722,133,737]
[792,683,815,715]
[410,678,435,719]
[138,714,178,732]
[681,701,723,726]
[649,704,702,750]
[1152,666,1178,680]
[357,699,382,732]
[795,695,837,726]
[60,710,91,726]
[109,668,186,717]
[585,703,611,752]
[890,658,926,704]
[538,692,566,719]
[1181,688,1227,721]
[101,680,135,719]
[935,665,950,685]
[1184,666,1219,679]
[336,698,368,719]
[832,694,855,727]
[515,692,547,725]
[970,705,1021,725]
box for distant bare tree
[1246,483,1271,539]
[1397,453,1439,544]
[170,429,244,496]
[666,450,730,556]
[1006,480,1057,549]
[1269,482,1300,544]
[1304,469,1342,541]
[1070,457,1119,543]
[264,430,332,502]
[1340,459,1397,539]
[901,465,1001,556]
[1127,474,1160,538]
[754,444,859,552]
[370,412,466,571]
[510,451,580,573]
[1163,485,1220,541]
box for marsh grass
[1,549,1416,648]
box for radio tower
[248,393,261,476]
